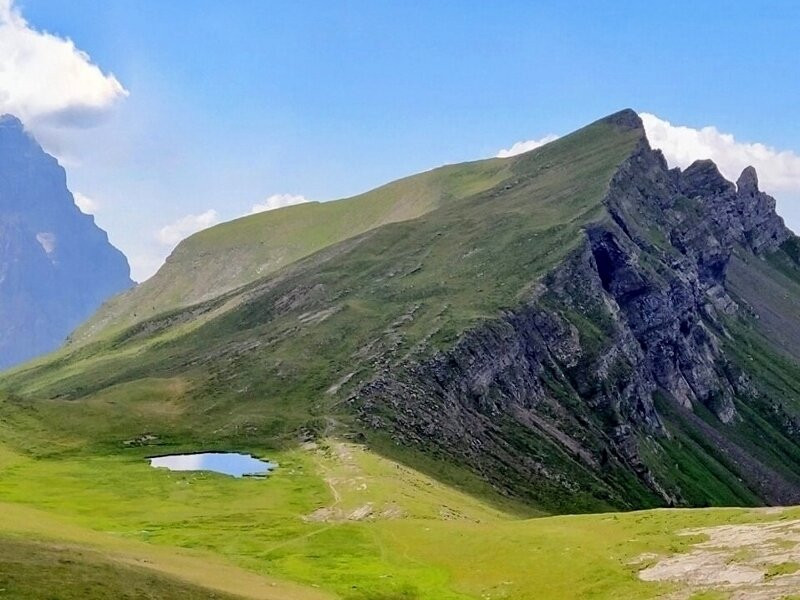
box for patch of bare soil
[302,440,405,523]
[638,512,800,599]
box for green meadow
[0,425,796,599]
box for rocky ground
[639,509,800,599]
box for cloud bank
[640,113,800,196]
[0,0,127,130]
[249,193,308,214]
[73,192,99,215]
[157,210,220,247]
[496,134,560,158]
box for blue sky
[5,1,800,279]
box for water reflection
[149,452,276,477]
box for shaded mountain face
[0,115,132,369]
[3,110,800,514]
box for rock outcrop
[0,115,132,368]
[354,115,800,510]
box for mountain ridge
[2,109,800,515]
[73,109,646,345]
[356,119,800,509]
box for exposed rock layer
[355,115,800,510]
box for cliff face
[355,121,800,511]
[0,115,132,368]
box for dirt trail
[638,512,800,599]
[303,440,388,523]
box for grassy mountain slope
[4,109,800,512]
[5,113,637,422]
[727,239,800,359]
[3,109,800,598]
[74,156,514,342]
[1,111,642,509]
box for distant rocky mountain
[0,115,132,369]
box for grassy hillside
[0,537,242,600]
[0,109,639,472]
[74,156,514,343]
[3,109,800,598]
[6,110,799,511]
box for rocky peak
[602,108,645,131]
[668,155,789,256]
[0,113,38,151]
[0,113,23,128]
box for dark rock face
[0,115,132,368]
[354,122,800,511]
[678,159,790,255]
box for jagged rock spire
[737,166,759,196]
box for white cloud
[0,0,127,131]
[157,209,220,247]
[249,193,308,214]
[496,134,560,158]
[128,252,165,284]
[641,113,800,196]
[73,192,99,214]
